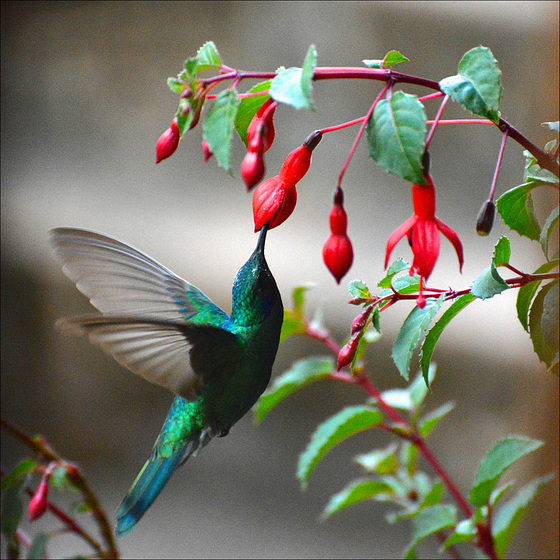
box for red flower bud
[351,306,372,335]
[247,99,276,153]
[201,140,213,163]
[253,176,297,232]
[241,150,266,191]
[278,131,322,186]
[323,233,353,284]
[28,479,49,522]
[337,333,360,371]
[329,205,348,235]
[155,118,180,164]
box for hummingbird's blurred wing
[50,228,239,399]
[57,315,241,400]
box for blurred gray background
[2,2,558,558]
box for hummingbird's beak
[256,222,269,255]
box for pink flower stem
[489,130,508,201]
[424,95,449,152]
[337,81,392,189]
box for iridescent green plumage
[50,225,283,536]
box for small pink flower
[155,118,180,164]
[28,478,49,522]
[385,175,463,307]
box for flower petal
[384,215,417,269]
[435,217,464,272]
[411,219,440,279]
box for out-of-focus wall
[2,2,558,558]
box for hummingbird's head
[230,225,283,327]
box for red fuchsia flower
[201,139,213,163]
[155,118,180,164]
[323,186,353,284]
[246,98,276,153]
[384,175,463,307]
[252,131,322,231]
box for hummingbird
[50,224,283,536]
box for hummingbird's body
[50,226,283,536]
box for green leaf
[297,406,383,489]
[493,236,511,266]
[269,45,317,110]
[418,402,455,437]
[348,279,371,300]
[540,205,559,259]
[195,41,222,71]
[471,264,509,299]
[409,364,436,407]
[321,478,394,520]
[404,504,457,558]
[516,260,559,331]
[0,459,36,492]
[529,280,559,369]
[254,356,334,423]
[542,120,559,133]
[383,50,410,68]
[202,89,240,173]
[167,77,188,95]
[470,436,543,507]
[524,149,560,184]
[420,293,475,380]
[234,80,272,146]
[492,474,554,558]
[280,310,307,343]
[354,443,399,475]
[379,274,420,298]
[439,46,502,124]
[27,533,49,560]
[443,517,478,548]
[496,181,542,241]
[377,258,410,288]
[1,475,26,547]
[367,91,428,184]
[392,296,444,381]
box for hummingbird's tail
[115,398,211,536]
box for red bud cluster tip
[241,98,277,190]
[28,477,49,522]
[253,131,322,231]
[155,118,180,164]
[323,186,353,284]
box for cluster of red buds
[252,130,322,231]
[241,98,278,190]
[322,186,354,284]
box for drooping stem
[489,130,508,201]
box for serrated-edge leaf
[470,436,543,507]
[420,293,475,379]
[392,296,444,381]
[348,279,371,299]
[405,504,457,557]
[321,478,394,520]
[367,91,428,184]
[202,89,240,173]
[540,205,559,259]
[471,264,509,300]
[516,259,559,331]
[27,532,50,560]
[167,77,188,95]
[297,406,383,489]
[195,41,222,71]
[524,149,560,184]
[493,236,511,266]
[418,402,455,437]
[254,356,334,423]
[234,80,273,146]
[439,46,502,124]
[529,279,559,367]
[496,181,542,241]
[492,474,554,558]
[270,68,310,110]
